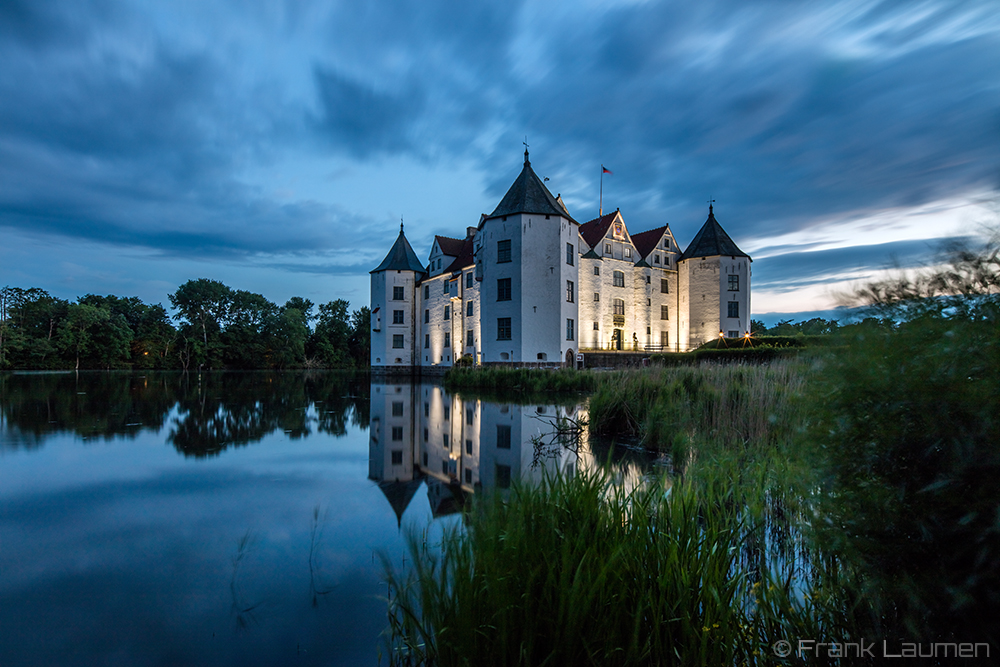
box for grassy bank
[387,238,1000,664]
[443,366,596,396]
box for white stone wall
[719,256,752,337]
[370,269,418,367]
[368,381,416,483]
[684,257,723,348]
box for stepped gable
[578,211,618,250]
[444,235,475,274]
[487,150,576,222]
[630,225,668,260]
[680,205,751,261]
[371,226,428,274]
[434,235,465,258]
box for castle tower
[370,224,426,371]
[677,204,752,349]
[476,149,580,365]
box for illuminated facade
[370,152,751,371]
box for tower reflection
[369,379,592,523]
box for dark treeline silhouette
[0,279,370,370]
[0,371,370,458]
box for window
[593,322,599,330]
[392,334,404,348]
[444,280,449,294]
[625,247,632,258]
[647,298,651,306]
[566,242,574,265]
[613,271,625,287]
[466,329,473,346]
[392,402,403,416]
[465,439,473,455]
[424,285,429,299]
[593,265,600,276]
[728,275,740,291]
[728,301,739,318]
[604,243,612,255]
[654,254,660,264]
[444,406,450,420]
[466,272,473,288]
[728,330,740,338]
[391,450,403,465]
[392,310,403,324]
[496,464,512,489]
[660,331,668,346]
[497,317,512,340]
[465,468,472,484]
[663,239,670,249]
[393,286,404,300]
[497,239,511,263]
[424,403,429,417]
[566,280,574,303]
[497,424,511,449]
[661,279,669,294]
[424,334,429,349]
[646,326,651,334]
[466,408,474,425]
[424,309,429,323]
[646,275,650,284]
[467,301,473,316]
[391,427,403,441]
[497,278,511,301]
[613,298,625,315]
[444,305,450,320]
[443,434,450,449]
[566,318,575,341]
[593,292,600,302]
[661,305,669,320]
[444,332,451,348]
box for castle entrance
[612,329,623,350]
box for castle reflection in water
[369,379,620,523]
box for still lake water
[0,371,659,666]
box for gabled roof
[371,226,427,274]
[444,235,475,274]
[434,235,465,257]
[630,225,668,259]
[681,206,751,261]
[578,211,619,249]
[487,151,576,223]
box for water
[0,371,658,666]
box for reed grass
[383,465,859,667]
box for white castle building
[371,150,751,371]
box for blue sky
[1,0,997,320]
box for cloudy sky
[1,0,997,321]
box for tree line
[0,278,370,370]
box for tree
[169,279,231,369]
[311,299,352,367]
[349,305,371,367]
[57,304,105,370]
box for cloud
[751,235,975,291]
[0,0,996,311]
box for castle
[370,150,751,371]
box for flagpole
[599,165,604,217]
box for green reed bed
[444,366,596,395]
[587,362,805,464]
[384,468,835,667]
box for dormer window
[604,243,612,255]
[624,247,632,259]
[654,255,660,264]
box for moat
[0,371,658,666]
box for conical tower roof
[486,150,576,223]
[680,205,751,261]
[371,224,427,274]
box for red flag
[602,166,613,174]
